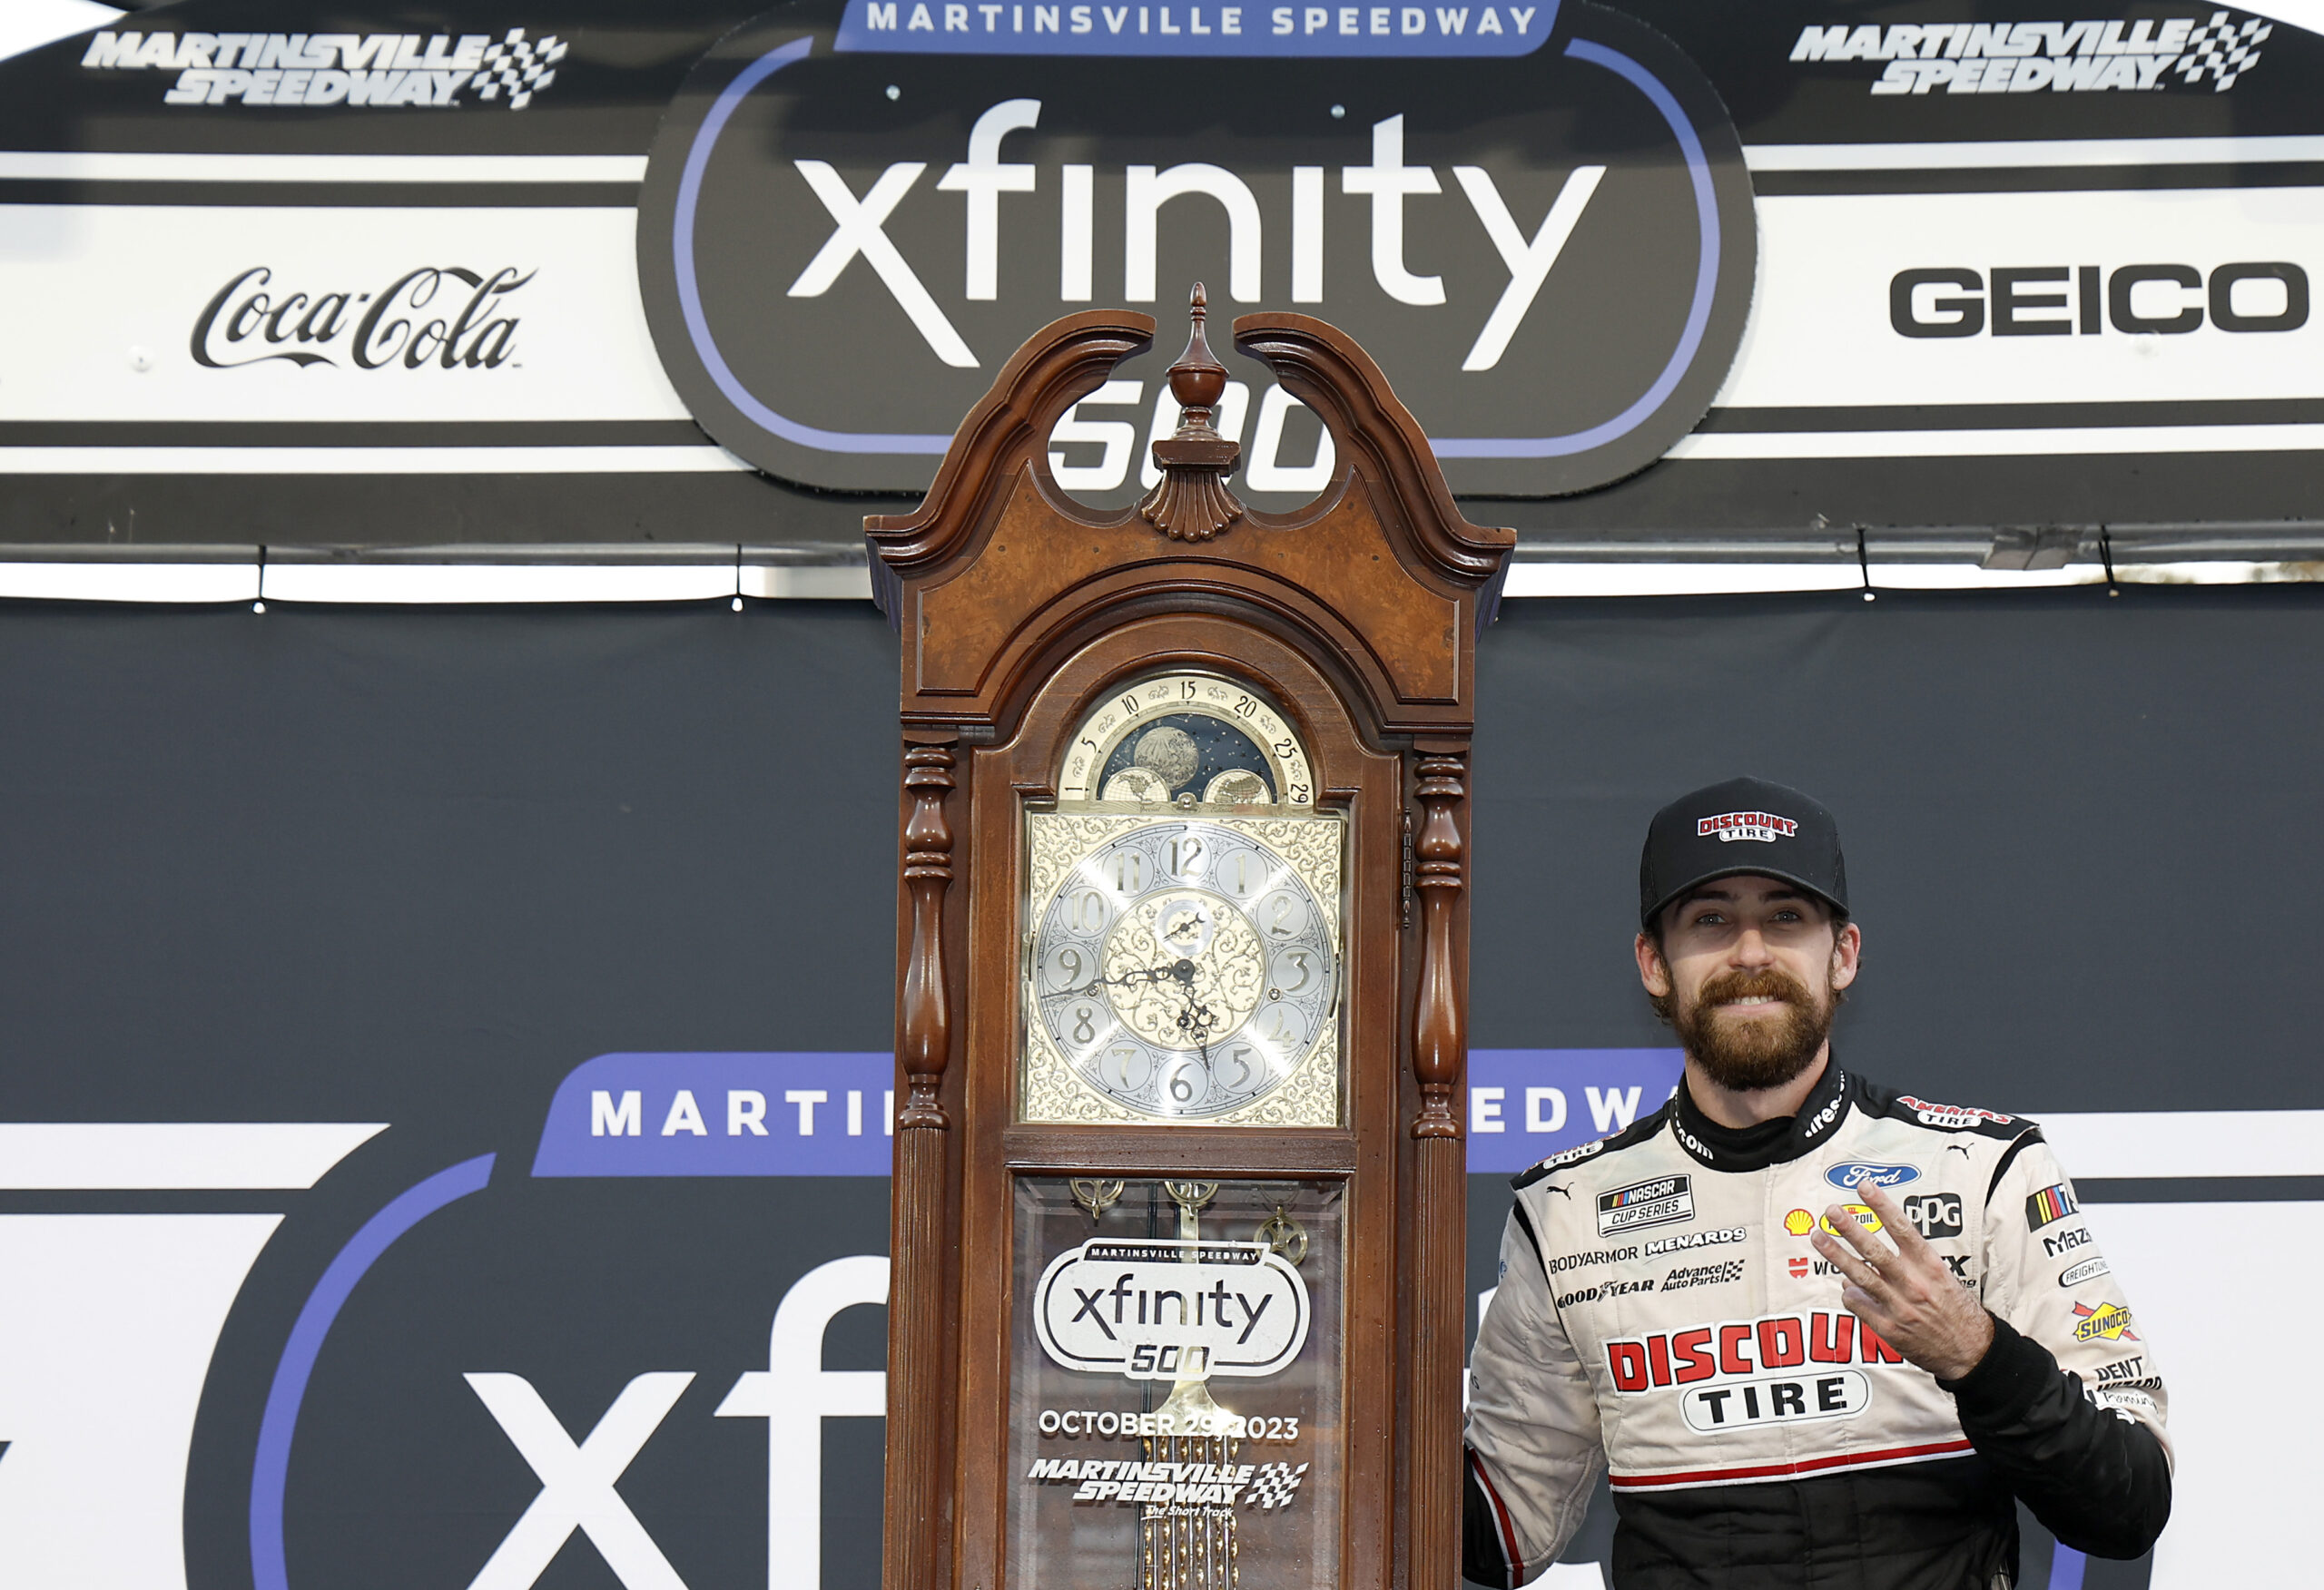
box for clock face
[1059,672,1313,809]
[1021,812,1343,1125]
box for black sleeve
[1462,1448,1519,1589]
[1938,1313,2172,1559]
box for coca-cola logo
[190,266,531,370]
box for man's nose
[1731,927,1776,967]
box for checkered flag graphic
[2174,10,2270,91]
[1245,1461,1310,1510]
[474,28,567,109]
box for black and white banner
[0,0,2321,540]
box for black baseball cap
[1640,777,1849,930]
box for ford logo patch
[1826,1162,1920,1190]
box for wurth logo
[786,100,1603,373]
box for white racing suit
[1463,1064,2171,1590]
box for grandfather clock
[872,288,1512,1590]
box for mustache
[1696,966,1816,1009]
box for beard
[1656,963,1837,1093]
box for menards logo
[1790,11,2270,93]
[80,28,565,108]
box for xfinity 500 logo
[80,28,564,108]
[1035,1238,1309,1379]
[1789,11,2270,93]
[635,3,1758,496]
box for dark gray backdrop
[4,585,2314,1590]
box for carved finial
[1137,283,1245,543]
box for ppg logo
[1903,1193,1965,1241]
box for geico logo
[1604,1309,1905,1394]
[789,100,1606,372]
[1891,262,2309,339]
[192,266,528,371]
[1681,1369,1870,1431]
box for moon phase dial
[1024,815,1341,1124]
[1060,672,1314,809]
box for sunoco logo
[80,28,565,108]
[1789,11,2270,93]
[192,268,529,370]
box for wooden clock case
[871,290,1514,1590]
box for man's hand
[1810,1177,1994,1381]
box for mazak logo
[81,28,566,108]
[1789,11,2270,93]
[1696,810,1797,843]
[192,267,531,371]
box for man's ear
[1635,931,1673,997]
[1829,920,1863,992]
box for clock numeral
[1256,1005,1306,1047]
[1233,693,1256,718]
[1108,1045,1152,1092]
[1068,889,1111,934]
[1275,947,1314,995]
[1068,1002,1101,1045]
[1044,946,1088,991]
[1162,1059,1209,1108]
[1258,889,1311,940]
[1288,783,1310,804]
[1182,680,1198,700]
[1218,1045,1256,1089]
[1111,850,1149,894]
[1275,737,1295,758]
[1121,693,1139,716]
[1165,836,1205,878]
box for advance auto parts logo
[1035,1237,1310,1379]
[79,27,565,108]
[635,0,1757,496]
[1789,11,2271,94]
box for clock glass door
[1005,1175,1346,1590]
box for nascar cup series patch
[1597,1174,1695,1237]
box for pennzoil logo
[80,28,565,109]
[2072,1300,2140,1343]
[1697,810,1798,844]
[1789,11,2270,93]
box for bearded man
[1462,778,2171,1590]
